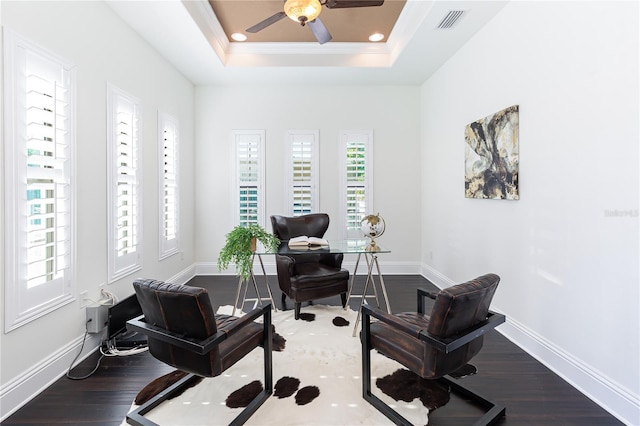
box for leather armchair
[271,214,349,320]
[361,273,506,425]
[126,278,272,426]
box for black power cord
[66,318,104,380]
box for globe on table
[360,213,385,252]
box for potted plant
[217,223,280,281]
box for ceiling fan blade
[325,0,384,9]
[308,18,332,44]
[246,11,287,33]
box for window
[233,130,265,227]
[340,130,373,240]
[287,130,319,216]
[3,30,76,331]
[158,112,179,259]
[107,84,142,282]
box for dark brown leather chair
[361,273,506,426]
[126,279,272,426]
[271,214,349,320]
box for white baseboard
[421,263,640,426]
[165,264,196,285]
[0,332,103,421]
[500,315,639,425]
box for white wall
[421,1,639,424]
[0,1,195,419]
[194,85,422,274]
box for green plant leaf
[217,224,279,281]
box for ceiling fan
[246,0,385,45]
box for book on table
[288,236,329,249]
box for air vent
[437,10,465,29]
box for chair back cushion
[424,273,500,376]
[428,273,500,337]
[271,213,329,240]
[272,213,333,266]
[133,279,221,376]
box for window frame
[286,129,319,216]
[3,29,77,332]
[339,130,374,240]
[106,84,142,282]
[158,111,180,260]
[232,130,266,228]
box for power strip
[86,304,109,333]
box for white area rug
[126,305,431,425]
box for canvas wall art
[464,105,519,200]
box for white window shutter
[107,84,142,282]
[158,111,180,259]
[340,130,373,240]
[234,130,265,227]
[287,130,319,216]
[4,30,76,331]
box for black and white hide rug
[125,305,451,425]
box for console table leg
[374,255,391,314]
[353,255,378,337]
[364,254,381,308]
[257,254,277,311]
[233,276,245,317]
[250,270,262,310]
[345,253,362,310]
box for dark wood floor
[2,275,622,425]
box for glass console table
[233,240,390,336]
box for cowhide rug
[125,305,452,425]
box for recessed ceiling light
[368,33,384,42]
[231,33,247,42]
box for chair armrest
[276,254,296,275]
[417,288,438,314]
[319,253,344,269]
[218,303,271,339]
[418,288,438,300]
[417,311,506,353]
[127,316,227,355]
[126,303,272,356]
[361,304,506,354]
[361,304,426,339]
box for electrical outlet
[86,304,109,333]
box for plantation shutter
[288,130,318,216]
[341,130,373,240]
[26,67,71,289]
[238,136,260,226]
[116,107,138,257]
[159,112,179,258]
[234,130,265,227]
[4,30,77,331]
[107,85,142,281]
[163,127,177,239]
[346,141,367,233]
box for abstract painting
[464,105,519,200]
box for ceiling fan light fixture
[284,0,322,25]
